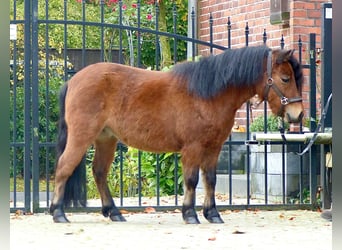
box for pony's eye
[281,77,290,83]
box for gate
[10,0,329,214]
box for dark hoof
[110,214,127,222]
[52,212,70,223]
[53,215,70,223]
[207,216,224,224]
[182,207,200,224]
[204,207,224,224]
[184,216,200,224]
[50,204,70,223]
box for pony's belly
[101,126,181,153]
[119,136,181,154]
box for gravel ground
[10,209,331,250]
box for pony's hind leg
[50,142,89,223]
[92,131,126,222]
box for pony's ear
[276,49,295,64]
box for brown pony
[50,45,304,224]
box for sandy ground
[10,209,331,250]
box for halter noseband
[264,50,302,107]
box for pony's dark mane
[171,45,270,98]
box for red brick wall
[197,0,330,129]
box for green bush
[250,114,289,132]
[10,75,62,178]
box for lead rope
[278,117,287,143]
[296,93,332,156]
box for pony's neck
[228,82,263,108]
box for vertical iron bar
[31,0,40,213]
[309,34,317,132]
[246,132,250,205]
[138,150,142,206]
[137,0,141,67]
[297,36,304,203]
[156,154,160,206]
[119,143,124,206]
[263,35,269,203]
[280,34,285,49]
[119,0,123,64]
[245,21,250,204]
[282,131,286,204]
[228,137,233,205]
[227,17,231,49]
[264,142,268,204]
[63,0,68,81]
[263,29,267,44]
[23,0,32,213]
[209,13,213,54]
[299,150,304,203]
[155,2,160,70]
[100,0,105,62]
[245,22,249,46]
[11,0,18,209]
[44,0,51,208]
[174,153,178,205]
[309,33,318,204]
[298,35,302,64]
[173,3,178,64]
[192,7,196,59]
[82,0,86,68]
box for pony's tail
[55,82,87,208]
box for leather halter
[264,50,302,107]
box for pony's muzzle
[286,111,304,123]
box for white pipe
[252,132,332,144]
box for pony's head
[263,49,304,123]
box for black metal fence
[10,0,323,213]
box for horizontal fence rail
[10,0,322,214]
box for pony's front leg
[181,165,200,224]
[201,167,224,223]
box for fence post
[23,0,32,213]
[31,0,40,213]
[321,3,332,129]
[320,2,332,209]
